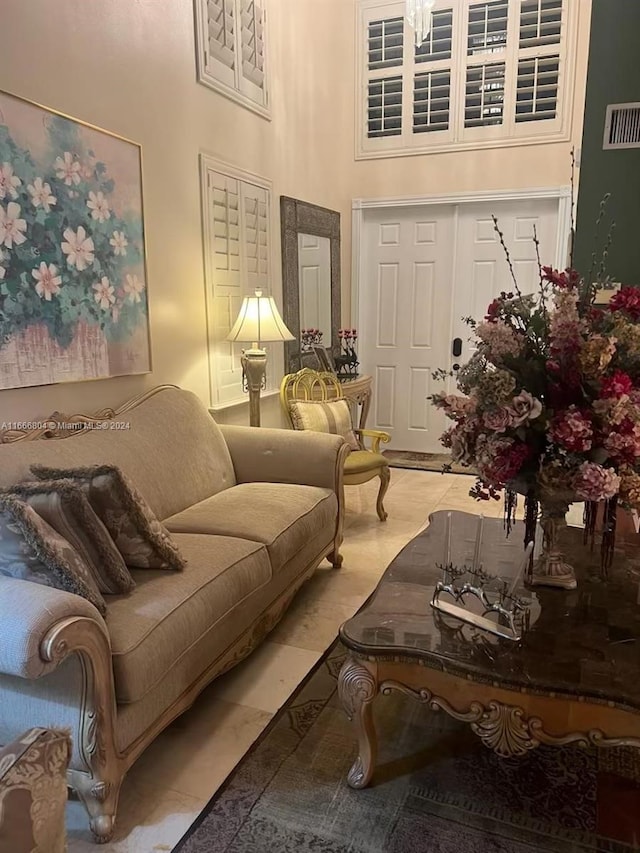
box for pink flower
[441,419,478,465]
[549,289,584,363]
[509,391,542,426]
[476,320,522,361]
[54,151,81,186]
[601,370,633,400]
[609,286,640,320]
[31,262,62,301]
[604,421,640,463]
[483,407,513,433]
[549,406,593,453]
[573,462,620,502]
[92,276,115,310]
[433,393,477,420]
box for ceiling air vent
[603,103,640,150]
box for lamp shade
[227,290,294,345]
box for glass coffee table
[338,510,640,789]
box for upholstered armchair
[280,368,391,521]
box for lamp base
[241,348,267,427]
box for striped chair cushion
[289,399,359,450]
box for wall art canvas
[0,90,150,389]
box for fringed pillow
[7,480,134,594]
[0,494,107,614]
[31,464,186,570]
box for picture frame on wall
[313,345,335,373]
[0,88,151,390]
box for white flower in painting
[0,163,21,201]
[0,202,27,249]
[27,177,57,213]
[61,225,95,271]
[93,276,115,310]
[55,151,81,186]
[32,262,62,301]
[86,191,110,223]
[109,230,128,256]
[124,273,144,304]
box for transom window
[357,0,572,158]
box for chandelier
[405,0,436,47]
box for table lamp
[227,289,294,427]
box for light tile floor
[67,469,492,852]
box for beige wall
[0,0,591,428]
[0,0,355,428]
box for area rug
[172,642,640,853]
[382,449,475,475]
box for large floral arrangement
[0,114,146,349]
[431,216,640,558]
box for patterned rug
[382,449,475,476]
[173,642,640,852]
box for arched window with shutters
[357,0,578,159]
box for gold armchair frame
[280,368,391,521]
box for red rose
[609,286,640,320]
[542,266,580,289]
[485,299,501,321]
[601,369,634,399]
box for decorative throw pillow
[7,480,135,594]
[31,464,186,570]
[0,727,71,853]
[288,398,360,450]
[0,494,106,614]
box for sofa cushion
[30,464,185,571]
[0,727,71,853]
[0,387,236,519]
[163,483,337,572]
[106,534,271,704]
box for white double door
[359,197,561,453]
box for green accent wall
[574,0,640,284]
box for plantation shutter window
[196,0,270,118]
[358,0,572,157]
[201,157,273,406]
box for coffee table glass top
[339,511,640,712]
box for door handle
[452,337,462,358]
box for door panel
[360,205,455,452]
[359,197,561,454]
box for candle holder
[430,513,534,641]
[335,328,359,378]
[301,329,323,352]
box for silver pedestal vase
[529,493,577,590]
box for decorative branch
[492,215,522,298]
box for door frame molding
[351,186,573,331]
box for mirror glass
[298,233,332,346]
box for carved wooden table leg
[338,656,378,788]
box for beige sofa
[0,385,348,842]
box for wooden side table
[339,374,372,431]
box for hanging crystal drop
[405,0,436,48]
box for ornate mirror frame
[280,196,341,374]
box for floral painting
[0,90,150,389]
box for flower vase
[530,495,577,590]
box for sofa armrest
[220,425,350,491]
[0,577,108,680]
